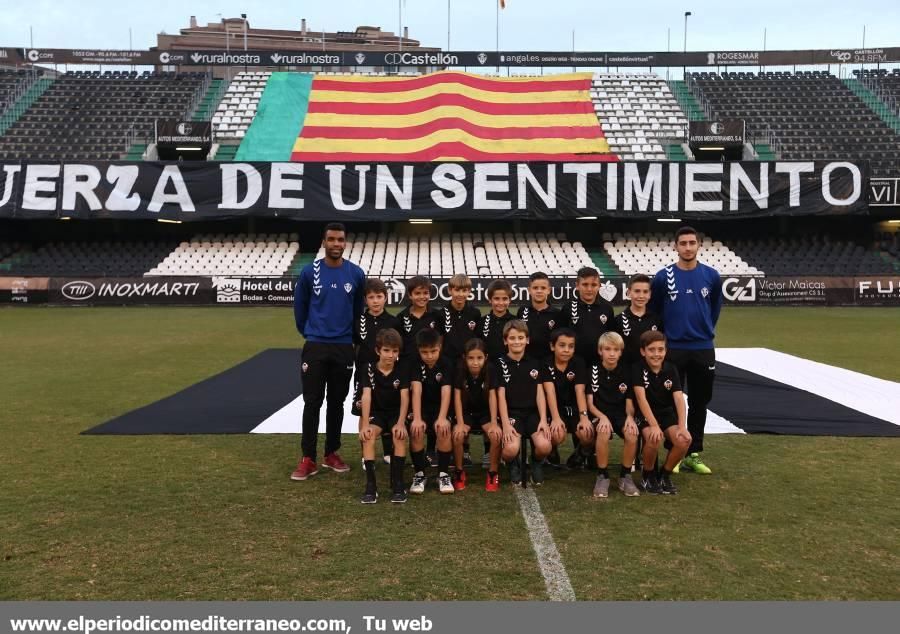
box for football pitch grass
[1,306,898,600]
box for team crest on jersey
[701,287,709,298]
[435,372,443,382]
[529,369,539,380]
[599,314,608,324]
[301,362,309,373]
[344,283,353,293]
[618,382,628,394]
[548,319,556,329]
[429,321,436,329]
[651,325,659,331]
[468,320,477,330]
[664,379,673,390]
[566,371,576,381]
[393,379,401,389]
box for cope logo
[354,53,366,64]
[477,53,488,65]
[722,277,756,302]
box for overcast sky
[2,0,897,53]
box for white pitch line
[514,487,576,601]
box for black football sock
[438,450,452,474]
[391,456,406,491]
[596,466,609,478]
[411,449,426,473]
[364,460,376,488]
[642,467,656,480]
[620,464,632,478]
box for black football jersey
[456,363,498,417]
[495,354,543,413]
[517,303,564,360]
[353,309,402,368]
[632,360,682,414]
[612,308,663,366]
[411,356,454,416]
[478,311,516,361]
[559,296,615,366]
[361,361,409,416]
[540,356,587,410]
[588,361,633,418]
[396,306,442,359]
[437,303,482,363]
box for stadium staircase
[843,78,900,134]
[213,142,240,160]
[287,252,316,277]
[753,142,777,160]
[0,76,54,137]
[587,249,624,276]
[192,79,226,122]
[668,80,705,121]
[124,143,147,160]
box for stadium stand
[603,232,760,276]
[212,71,270,139]
[728,235,897,276]
[0,69,31,113]
[855,69,900,105]
[336,232,598,278]
[591,73,688,160]
[2,240,178,276]
[147,233,300,277]
[687,71,900,176]
[0,71,208,160]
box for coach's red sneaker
[322,452,351,473]
[453,470,467,491]
[485,471,500,492]
[290,457,318,481]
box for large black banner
[0,160,869,221]
[5,275,896,307]
[7,47,900,67]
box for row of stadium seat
[0,72,206,161]
[689,72,900,176]
[603,234,760,276]
[592,74,688,160]
[212,71,270,139]
[334,232,597,278]
[1,232,896,278]
[147,232,300,276]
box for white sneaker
[410,471,427,494]
[438,472,454,494]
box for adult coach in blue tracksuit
[291,223,366,481]
[650,226,723,475]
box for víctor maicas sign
[0,160,868,221]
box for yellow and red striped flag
[291,71,616,162]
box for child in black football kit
[560,266,615,367]
[452,338,503,492]
[497,320,551,486]
[358,328,410,504]
[439,274,482,364]
[612,274,663,367]
[397,276,441,362]
[632,330,691,495]
[409,328,456,495]
[353,278,402,463]
[540,328,590,483]
[586,332,641,499]
[478,279,516,361]
[396,275,442,463]
[517,272,563,361]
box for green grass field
[1,307,898,600]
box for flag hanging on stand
[291,71,617,162]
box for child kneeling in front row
[358,328,410,504]
[586,332,641,498]
[452,338,503,491]
[632,330,691,495]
